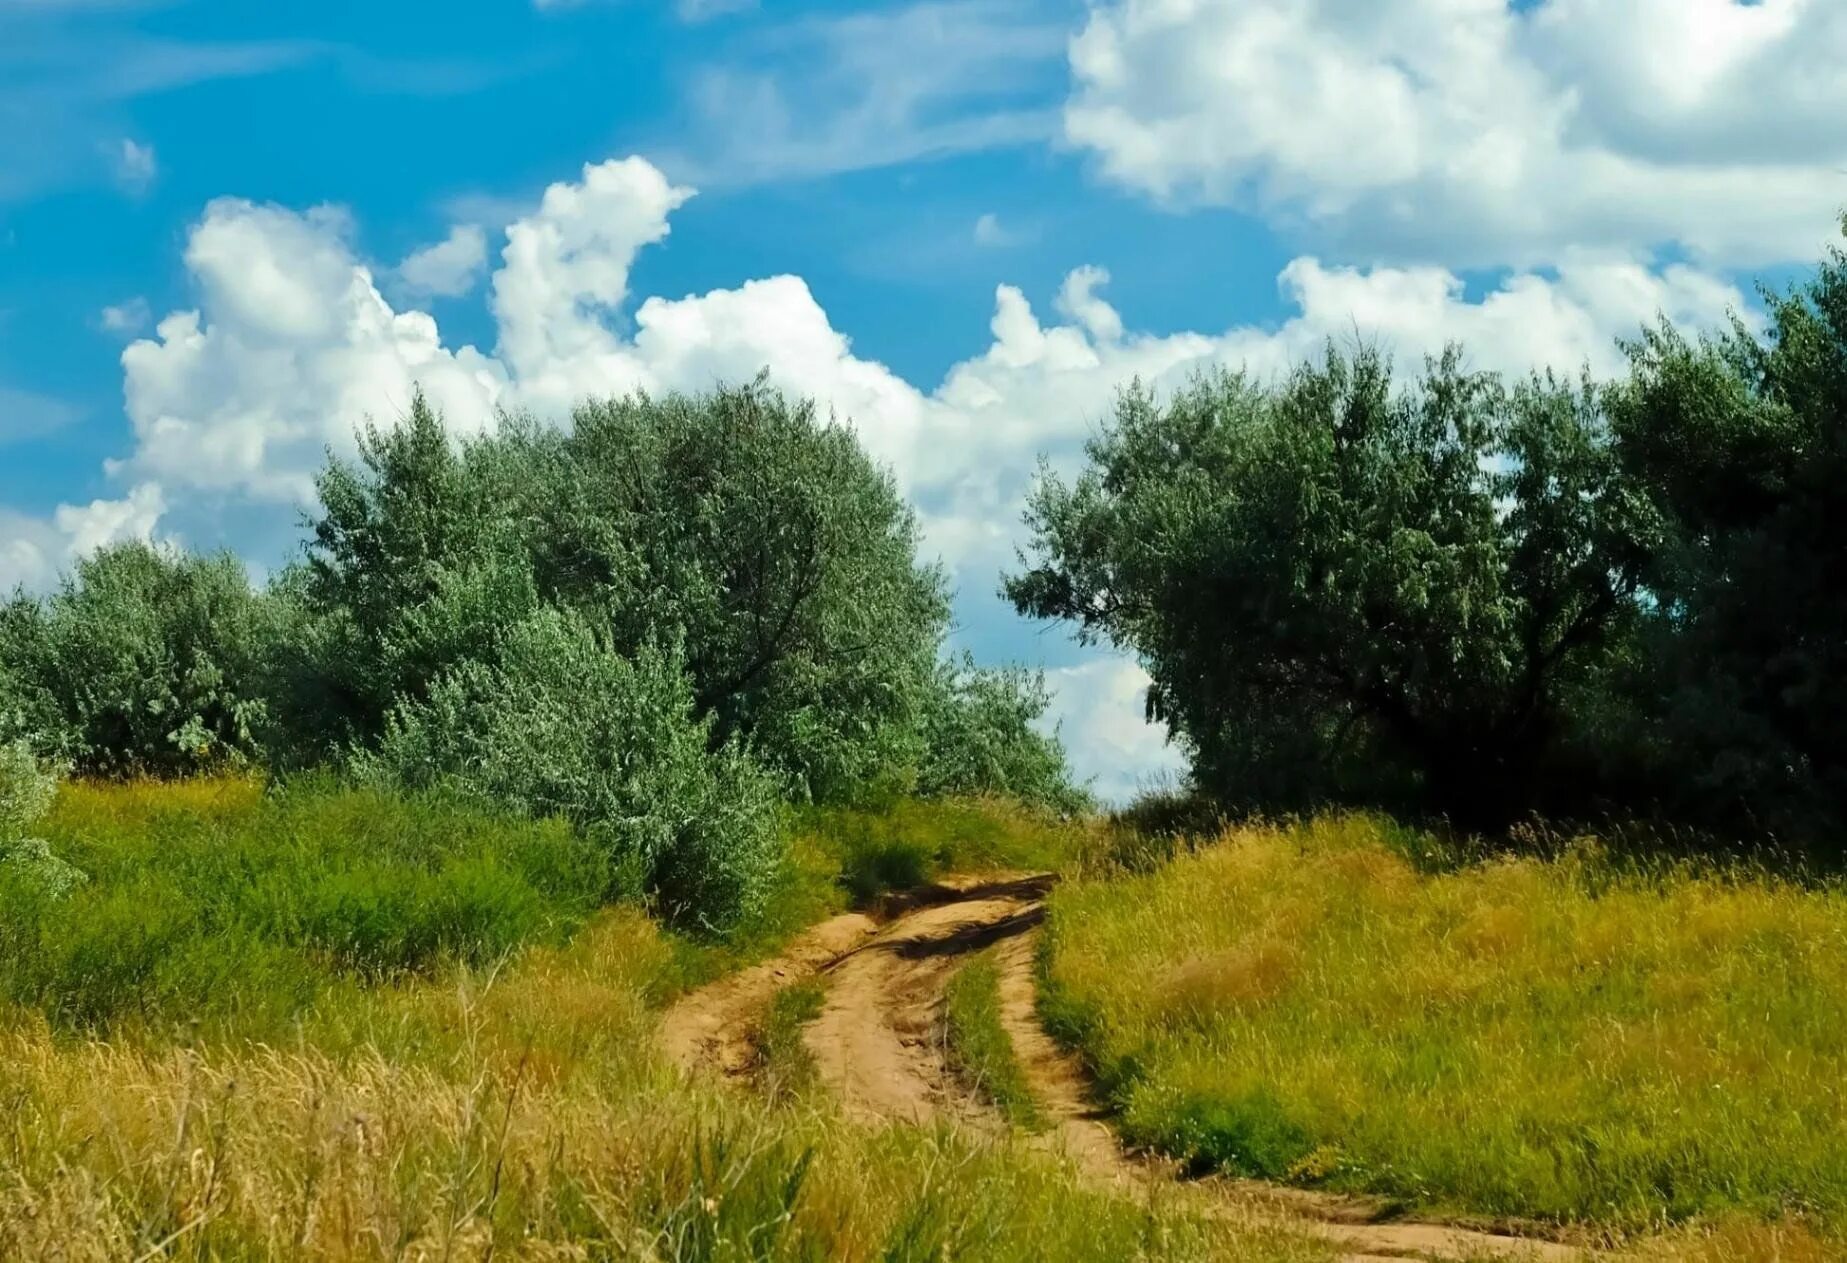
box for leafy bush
[0,543,273,775]
[1602,234,1847,853]
[292,382,951,803]
[917,655,1090,814]
[1007,351,1645,832]
[356,608,785,932]
[0,740,84,898]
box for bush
[356,608,785,932]
[292,383,952,802]
[0,740,84,898]
[1007,352,1646,833]
[0,543,273,775]
[917,655,1090,815]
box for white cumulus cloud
[393,223,489,298]
[1064,0,1847,268]
[0,483,167,594]
[1040,656,1186,805]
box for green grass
[751,977,828,1102]
[0,776,607,1034]
[0,779,1334,1262]
[1042,813,1847,1237]
[667,794,1092,995]
[944,952,1041,1129]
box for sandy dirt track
[660,874,1588,1262]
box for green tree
[291,380,952,801]
[0,543,273,775]
[917,655,1090,815]
[1006,349,1650,830]
[1607,228,1847,851]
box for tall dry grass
[1042,814,1847,1239]
[0,906,1330,1261]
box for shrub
[0,741,84,898]
[917,655,1090,815]
[356,608,785,932]
[0,543,273,775]
[292,383,952,802]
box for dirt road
[660,875,1586,1262]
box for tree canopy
[1008,227,1847,854]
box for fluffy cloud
[392,224,489,298]
[81,154,1753,792]
[117,199,508,503]
[0,483,165,593]
[1065,0,1847,267]
[54,482,166,558]
[1040,656,1185,805]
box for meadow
[0,776,1341,1262]
[1042,814,1847,1239]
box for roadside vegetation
[1044,814,1847,1238]
[944,952,1041,1129]
[748,977,828,1102]
[0,876,1329,1262]
[1008,228,1847,858]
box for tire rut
[661,874,1595,1262]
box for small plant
[0,739,84,898]
[748,978,828,1102]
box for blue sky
[3,0,1844,798]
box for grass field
[3,776,609,1036]
[0,777,1336,1261]
[1041,814,1847,1238]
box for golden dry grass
[1042,814,1847,1240]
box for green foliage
[918,654,1090,814]
[355,607,784,933]
[289,381,951,803]
[794,796,1083,905]
[0,543,274,775]
[0,740,85,898]
[264,380,1078,930]
[0,739,56,838]
[748,977,827,1102]
[0,777,605,1032]
[1008,350,1646,830]
[1603,232,1847,852]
